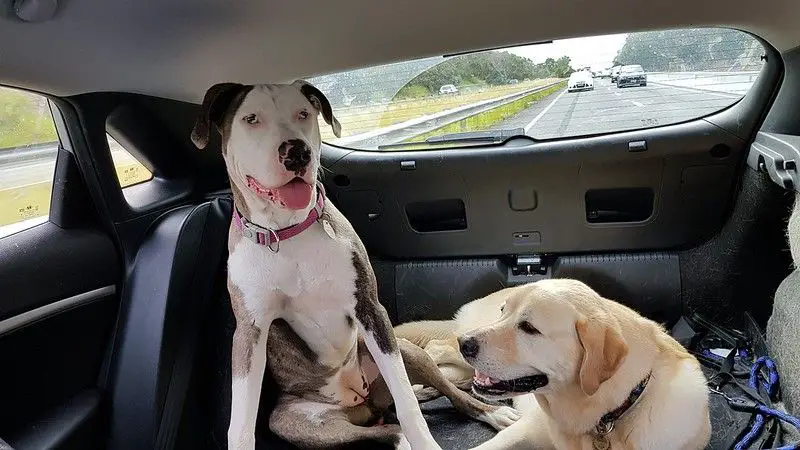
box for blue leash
[712,356,800,449]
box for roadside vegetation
[403,81,566,144]
[395,53,574,99]
[614,28,764,71]
[0,87,57,149]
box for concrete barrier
[647,71,760,95]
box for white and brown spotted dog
[191,81,517,449]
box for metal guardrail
[0,142,58,164]
[335,80,564,148]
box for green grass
[394,84,431,100]
[403,81,566,143]
[0,87,57,150]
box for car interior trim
[0,285,115,337]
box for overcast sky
[508,33,629,71]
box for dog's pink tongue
[274,179,313,210]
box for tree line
[396,52,574,98]
[614,28,764,72]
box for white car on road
[439,84,458,94]
[567,71,594,92]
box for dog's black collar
[595,373,651,436]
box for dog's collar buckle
[238,217,281,252]
[595,421,614,436]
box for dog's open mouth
[472,370,549,396]
[246,176,313,210]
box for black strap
[154,199,231,450]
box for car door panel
[0,148,121,448]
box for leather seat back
[107,198,232,449]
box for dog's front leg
[351,249,439,449]
[228,304,275,450]
[355,306,439,449]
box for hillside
[615,28,764,72]
[399,52,573,98]
[309,52,574,106]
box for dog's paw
[394,434,411,450]
[482,405,521,431]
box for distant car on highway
[617,65,648,88]
[567,71,594,92]
[610,65,622,83]
[597,68,611,78]
[439,84,458,94]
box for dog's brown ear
[295,80,342,138]
[191,82,248,149]
[575,317,628,396]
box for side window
[0,86,58,237]
[107,135,152,188]
[0,86,154,239]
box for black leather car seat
[106,197,233,450]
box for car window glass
[0,86,58,237]
[307,27,765,150]
[107,135,152,188]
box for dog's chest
[228,224,360,364]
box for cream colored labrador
[397,279,711,450]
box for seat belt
[154,199,231,450]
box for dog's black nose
[280,139,312,174]
[459,336,480,359]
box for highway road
[491,78,739,139]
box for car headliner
[0,0,797,102]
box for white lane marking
[524,90,567,133]
[614,92,621,97]
[628,100,645,107]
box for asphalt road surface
[492,78,740,139]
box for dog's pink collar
[233,183,325,252]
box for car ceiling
[0,0,798,102]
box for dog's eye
[243,114,259,125]
[518,321,540,335]
[298,110,309,121]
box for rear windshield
[621,65,643,73]
[309,27,765,150]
